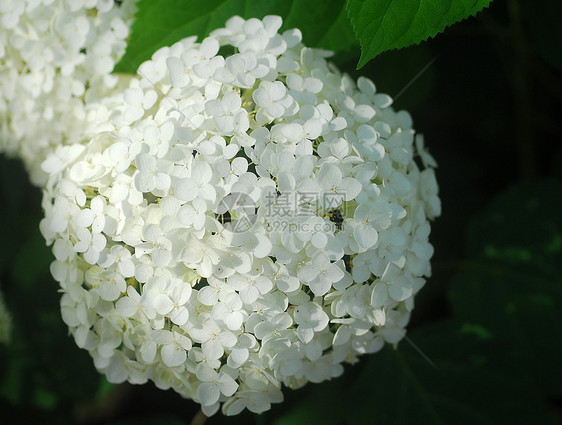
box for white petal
[140,341,157,363]
[153,294,174,315]
[198,382,220,406]
[281,123,304,142]
[197,364,219,382]
[304,77,323,93]
[297,327,314,343]
[308,277,331,297]
[318,165,341,190]
[116,297,137,317]
[226,312,243,330]
[297,265,318,283]
[175,178,197,202]
[252,87,271,107]
[371,283,388,308]
[202,339,224,360]
[304,119,322,139]
[198,286,219,306]
[161,344,186,367]
[253,234,272,258]
[339,178,362,200]
[134,172,154,193]
[99,282,120,301]
[135,153,155,173]
[333,325,352,346]
[218,373,238,396]
[240,286,259,305]
[178,204,195,226]
[325,263,345,283]
[388,278,413,302]
[229,347,249,366]
[152,248,171,267]
[222,91,241,113]
[205,99,224,116]
[354,225,378,249]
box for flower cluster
[0,0,135,185]
[41,16,440,416]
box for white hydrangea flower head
[0,0,136,185]
[41,15,441,416]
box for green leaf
[115,0,357,74]
[449,179,562,397]
[346,0,493,69]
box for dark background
[1,0,561,424]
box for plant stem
[508,0,537,180]
[190,409,207,425]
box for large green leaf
[449,179,562,397]
[115,0,357,74]
[346,0,493,68]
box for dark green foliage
[450,180,562,397]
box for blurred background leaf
[450,180,562,398]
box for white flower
[154,329,193,367]
[226,53,269,88]
[254,312,293,341]
[253,81,295,124]
[298,253,345,296]
[189,319,237,360]
[293,302,329,343]
[134,153,172,193]
[371,263,413,306]
[74,230,107,264]
[178,198,208,230]
[317,164,362,208]
[116,286,156,320]
[211,291,245,330]
[175,160,216,202]
[205,91,249,135]
[351,205,379,250]
[196,364,239,406]
[123,87,158,123]
[228,273,273,305]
